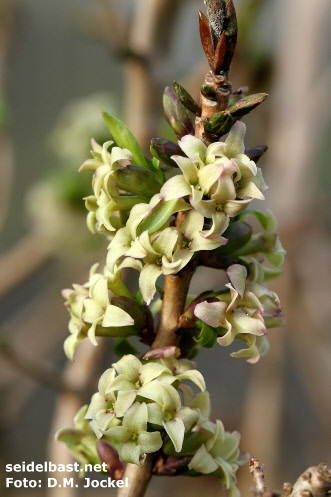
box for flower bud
[150,138,185,168]
[204,110,234,137]
[173,81,200,115]
[97,441,125,480]
[163,87,195,138]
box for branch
[0,340,76,394]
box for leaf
[227,93,268,119]
[113,337,139,358]
[114,165,163,200]
[102,111,150,170]
[213,31,227,74]
[194,322,217,348]
[204,111,233,136]
[198,11,215,69]
[137,198,178,236]
[173,82,200,115]
[217,221,252,255]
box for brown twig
[250,457,267,492]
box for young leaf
[194,322,217,348]
[102,111,150,170]
[227,93,268,118]
[113,337,139,358]
[114,166,163,200]
[137,198,178,235]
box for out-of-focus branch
[250,457,267,492]
[47,339,107,497]
[0,340,77,394]
[0,234,53,298]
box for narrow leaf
[173,82,200,115]
[227,93,268,118]
[137,199,178,236]
[198,11,215,69]
[102,111,150,170]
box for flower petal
[226,264,247,297]
[163,418,185,452]
[225,121,246,158]
[188,444,219,474]
[138,431,163,454]
[102,305,134,327]
[194,300,227,328]
[113,355,142,382]
[139,264,162,304]
[114,390,137,417]
[172,156,199,185]
[160,175,191,201]
[178,135,207,163]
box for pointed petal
[163,418,185,452]
[178,135,207,163]
[114,391,137,417]
[226,264,247,297]
[194,300,227,328]
[113,355,142,382]
[138,431,163,453]
[139,264,162,304]
[160,175,191,201]
[103,305,134,327]
[188,444,219,474]
[198,163,223,194]
[139,363,172,385]
[172,156,199,185]
[225,121,246,158]
[118,442,141,465]
[152,228,178,260]
[123,402,148,433]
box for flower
[62,264,140,360]
[85,368,120,438]
[145,382,199,452]
[107,202,228,304]
[104,402,163,466]
[80,139,144,233]
[194,264,285,362]
[188,419,248,496]
[55,405,101,474]
[160,121,267,235]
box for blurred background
[0,0,330,496]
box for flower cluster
[160,121,267,237]
[55,405,101,475]
[107,198,227,304]
[84,354,206,464]
[80,139,140,234]
[62,261,145,360]
[188,264,285,363]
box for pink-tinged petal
[225,121,246,158]
[161,256,182,271]
[190,234,226,252]
[225,283,239,312]
[190,187,215,217]
[223,198,252,216]
[206,142,227,164]
[200,212,229,239]
[230,309,267,336]
[226,264,247,297]
[194,300,227,328]
[178,135,207,163]
[110,147,133,168]
[160,175,191,201]
[171,156,199,185]
[211,174,236,204]
[198,163,224,194]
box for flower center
[164,411,175,422]
[155,257,163,267]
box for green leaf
[194,322,217,348]
[114,166,163,201]
[102,111,150,170]
[227,93,268,119]
[113,337,139,358]
[137,199,178,235]
[237,209,268,229]
[216,221,252,255]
